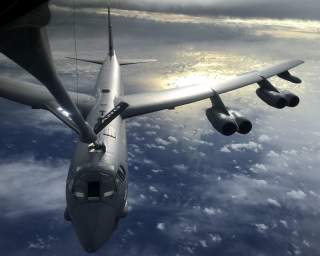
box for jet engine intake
[206,108,238,136]
[229,110,252,134]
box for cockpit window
[116,166,126,183]
[87,181,100,200]
[103,190,114,197]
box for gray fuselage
[65,54,128,252]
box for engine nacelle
[206,108,238,136]
[278,71,302,84]
[256,88,287,109]
[281,90,300,108]
[229,110,252,134]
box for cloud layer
[0,156,68,217]
[0,1,319,255]
[53,0,320,20]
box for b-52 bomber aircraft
[0,0,304,253]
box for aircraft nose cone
[71,203,117,253]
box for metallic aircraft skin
[66,55,128,252]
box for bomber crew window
[116,166,126,183]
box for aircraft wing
[0,76,96,119]
[119,59,157,66]
[117,60,304,118]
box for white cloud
[199,240,208,248]
[173,164,189,172]
[28,236,57,250]
[168,136,178,143]
[127,121,142,128]
[146,131,157,136]
[103,7,320,30]
[255,224,269,234]
[143,158,153,165]
[153,124,161,130]
[149,186,158,192]
[220,147,231,153]
[282,150,298,156]
[287,190,307,200]
[146,143,166,150]
[203,207,221,216]
[221,141,263,153]
[7,108,72,136]
[132,144,144,154]
[279,220,288,228]
[210,234,222,243]
[252,179,268,186]
[155,137,171,146]
[267,198,281,207]
[151,169,163,173]
[188,146,197,151]
[55,0,320,21]
[0,156,68,217]
[258,134,271,143]
[199,152,206,157]
[303,240,311,248]
[267,150,280,158]
[250,163,268,172]
[157,222,165,231]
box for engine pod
[256,88,287,109]
[206,108,238,136]
[229,111,252,134]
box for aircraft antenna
[72,0,79,105]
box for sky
[0,0,320,255]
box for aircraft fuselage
[65,54,128,252]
